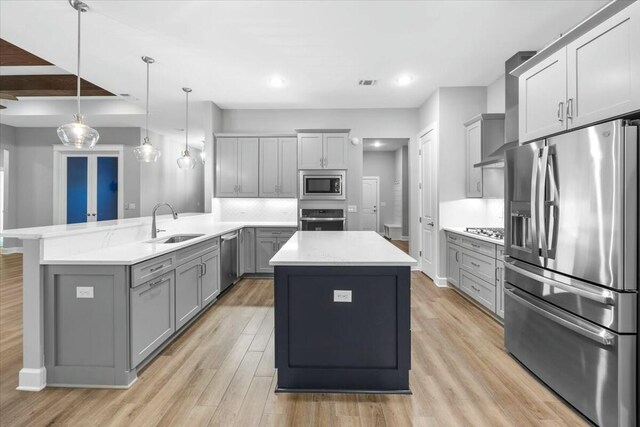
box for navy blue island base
[274,265,411,394]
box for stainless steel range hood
[474,51,536,168]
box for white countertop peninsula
[270,231,417,266]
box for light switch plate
[348,205,357,213]
[76,286,94,299]
[333,290,352,303]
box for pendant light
[177,87,196,169]
[133,56,161,162]
[200,140,206,164]
[57,0,99,149]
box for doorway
[53,145,124,225]
[419,127,437,280]
[362,177,379,232]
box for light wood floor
[0,253,587,426]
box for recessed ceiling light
[269,77,285,88]
[373,141,382,147]
[396,75,414,86]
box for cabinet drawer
[461,237,495,257]
[130,272,175,367]
[460,248,496,284]
[460,271,496,312]
[497,245,505,259]
[256,228,296,238]
[447,232,463,245]
[176,237,219,266]
[132,253,176,288]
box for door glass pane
[97,157,118,221]
[66,157,88,224]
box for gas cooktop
[465,227,504,240]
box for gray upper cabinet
[175,258,202,330]
[465,119,483,197]
[259,137,298,198]
[298,132,348,169]
[215,137,259,197]
[239,228,256,275]
[130,272,175,367]
[201,250,220,307]
[566,2,640,129]
[519,49,567,143]
[518,1,640,143]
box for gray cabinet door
[201,250,220,307]
[465,120,482,197]
[566,3,640,129]
[130,272,175,367]
[239,228,256,275]
[447,245,461,288]
[259,137,279,197]
[496,260,504,318]
[298,133,324,169]
[238,137,259,197]
[256,237,277,273]
[519,49,567,143]
[216,137,239,197]
[278,137,298,197]
[175,258,202,330]
[323,133,348,169]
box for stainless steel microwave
[299,170,346,200]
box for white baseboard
[2,247,23,255]
[433,276,449,288]
[400,236,409,241]
[17,367,47,392]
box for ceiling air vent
[358,80,377,86]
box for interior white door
[420,130,436,279]
[362,177,379,232]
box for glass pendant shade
[57,114,99,148]
[133,137,161,163]
[177,150,197,169]
[200,150,206,164]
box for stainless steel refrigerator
[504,119,638,427]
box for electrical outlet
[76,286,94,299]
[333,290,352,303]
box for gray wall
[1,124,19,247]
[220,108,418,231]
[363,151,396,233]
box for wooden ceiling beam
[0,39,51,66]
[0,74,114,97]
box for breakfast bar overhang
[270,231,417,393]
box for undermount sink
[147,234,204,244]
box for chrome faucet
[151,203,179,238]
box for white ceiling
[0,0,608,142]
[363,138,408,152]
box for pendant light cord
[185,90,189,152]
[145,61,150,141]
[76,7,82,115]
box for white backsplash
[212,198,298,222]
[440,198,505,229]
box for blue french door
[66,155,119,224]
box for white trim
[401,235,409,241]
[17,367,47,392]
[53,145,125,225]
[362,176,380,233]
[47,377,138,390]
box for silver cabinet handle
[505,260,615,305]
[149,277,165,288]
[202,263,207,276]
[470,262,481,268]
[455,252,459,263]
[149,265,165,272]
[471,243,481,248]
[504,286,615,346]
[471,285,480,292]
[566,98,573,120]
[557,101,564,122]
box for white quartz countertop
[443,227,504,246]
[270,231,417,267]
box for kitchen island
[270,231,417,393]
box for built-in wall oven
[299,209,345,231]
[299,170,346,200]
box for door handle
[427,222,434,226]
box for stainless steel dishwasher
[220,231,239,293]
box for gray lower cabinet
[447,244,461,288]
[130,272,175,367]
[239,227,256,274]
[175,258,202,330]
[460,270,496,312]
[255,228,297,273]
[201,250,220,307]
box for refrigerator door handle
[546,147,560,259]
[539,146,550,260]
[504,285,615,346]
[505,260,616,305]
[530,149,540,256]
